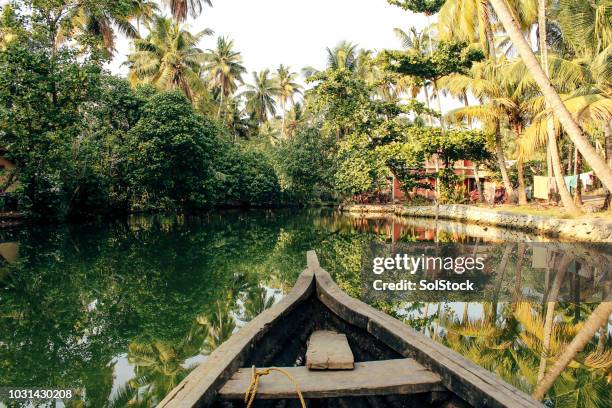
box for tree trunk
[433,80,445,131]
[217,89,224,119]
[517,158,528,204]
[513,243,526,304]
[537,253,572,383]
[483,0,497,61]
[604,122,612,209]
[488,0,612,193]
[537,0,581,214]
[574,150,583,206]
[473,162,484,203]
[550,127,580,213]
[281,99,286,138]
[532,298,612,400]
[495,131,517,203]
[423,85,433,126]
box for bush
[214,142,281,206]
[275,127,336,202]
[122,91,220,211]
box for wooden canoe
[158,251,543,408]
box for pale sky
[107,0,430,76]
[2,0,464,111]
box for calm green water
[0,210,609,407]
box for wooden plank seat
[218,358,446,400]
[306,330,354,370]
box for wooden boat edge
[310,252,543,408]
[158,250,544,408]
[157,265,315,408]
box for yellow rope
[244,365,306,408]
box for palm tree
[203,37,246,119]
[326,40,359,71]
[393,27,435,124]
[531,299,612,401]
[285,102,305,139]
[488,0,612,194]
[239,285,276,322]
[535,0,580,214]
[276,65,303,136]
[437,0,497,58]
[444,61,534,203]
[166,0,212,23]
[126,16,212,101]
[551,0,611,59]
[196,301,236,354]
[129,0,160,35]
[58,2,139,55]
[243,69,279,124]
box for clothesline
[533,172,595,200]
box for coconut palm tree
[126,16,212,101]
[197,301,236,354]
[551,0,611,59]
[302,40,361,78]
[203,37,246,119]
[285,102,305,139]
[243,69,279,124]
[488,0,612,194]
[276,65,303,137]
[444,61,535,203]
[239,285,276,322]
[437,0,497,58]
[57,2,140,56]
[533,0,580,213]
[393,27,435,123]
[130,0,160,35]
[166,0,212,23]
[326,40,359,71]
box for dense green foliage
[0,4,284,218]
[387,0,446,15]
[0,1,495,217]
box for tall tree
[166,0,212,23]
[126,16,211,101]
[243,69,279,124]
[444,61,538,204]
[393,27,435,124]
[532,298,612,401]
[276,64,303,137]
[488,0,612,194]
[203,36,246,119]
[537,0,580,214]
[129,0,160,35]
[437,0,497,58]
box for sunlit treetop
[386,0,447,15]
[377,41,484,81]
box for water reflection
[0,210,609,407]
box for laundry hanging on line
[564,175,578,193]
[533,176,549,199]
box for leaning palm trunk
[537,0,581,214]
[488,0,612,193]
[537,253,572,383]
[532,298,612,400]
[517,159,528,204]
[495,131,517,203]
[574,151,583,206]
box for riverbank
[340,204,612,242]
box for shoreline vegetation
[1,1,611,224]
[341,203,612,242]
